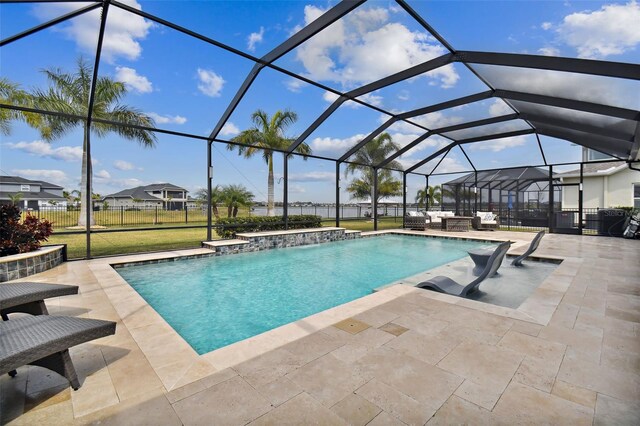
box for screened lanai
[1,0,639,258]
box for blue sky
[1,0,639,203]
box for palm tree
[0,78,41,135]
[416,185,442,209]
[228,109,311,216]
[195,186,224,219]
[30,57,156,227]
[221,184,254,218]
[345,132,403,213]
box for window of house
[634,183,640,209]
[20,184,30,191]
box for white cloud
[289,171,335,182]
[537,46,561,56]
[310,134,366,154]
[488,99,513,117]
[147,112,187,125]
[556,1,640,58]
[115,67,152,93]
[109,178,145,188]
[431,157,467,173]
[6,140,83,162]
[95,169,111,179]
[220,122,240,137]
[288,184,307,194]
[322,91,383,108]
[295,5,458,89]
[113,160,135,171]
[34,0,152,63]
[541,22,553,30]
[468,135,528,152]
[12,169,69,186]
[357,93,383,107]
[285,78,306,93]
[197,68,225,97]
[322,91,340,103]
[397,90,410,101]
[247,27,264,52]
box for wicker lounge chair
[511,230,545,266]
[0,315,116,390]
[416,241,511,298]
[1,282,79,319]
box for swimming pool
[117,235,487,354]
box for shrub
[0,204,53,257]
[216,215,322,239]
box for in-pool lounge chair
[416,241,511,298]
[0,315,116,390]
[511,230,545,266]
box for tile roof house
[0,175,67,210]
[102,183,191,210]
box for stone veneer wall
[211,228,361,256]
[0,245,66,282]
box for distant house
[0,175,67,210]
[559,161,640,209]
[102,183,191,210]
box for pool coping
[88,229,576,394]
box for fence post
[155,206,158,225]
[120,206,123,226]
[185,207,188,224]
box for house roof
[0,191,65,201]
[556,161,628,178]
[0,175,63,190]
[102,187,161,201]
[143,183,186,191]
[102,183,187,201]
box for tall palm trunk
[267,153,275,216]
[78,132,95,227]
[370,168,375,218]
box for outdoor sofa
[472,211,500,230]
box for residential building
[0,175,67,210]
[559,161,640,209]
[102,183,191,210]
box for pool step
[201,239,249,255]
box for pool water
[117,235,486,354]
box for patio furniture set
[405,211,500,232]
[0,282,115,390]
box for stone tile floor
[1,231,639,425]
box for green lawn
[50,217,406,259]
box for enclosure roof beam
[519,112,633,142]
[406,142,457,173]
[377,113,516,169]
[456,51,640,80]
[455,129,536,145]
[0,2,101,47]
[338,121,396,162]
[207,0,364,141]
[287,53,455,153]
[495,90,640,121]
[630,121,640,162]
[533,125,629,159]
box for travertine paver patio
[1,230,639,425]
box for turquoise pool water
[117,235,485,354]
